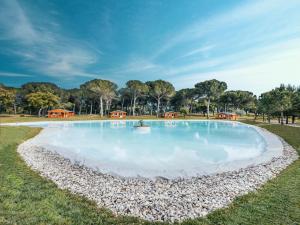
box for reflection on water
[27,120,267,178]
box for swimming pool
[12,120,283,178]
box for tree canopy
[195,79,227,118]
[0,79,299,124]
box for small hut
[48,109,75,118]
[110,110,127,118]
[164,111,179,119]
[216,112,238,120]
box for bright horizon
[0,0,300,95]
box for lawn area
[0,121,299,224]
[0,114,207,123]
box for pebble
[17,134,298,222]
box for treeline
[0,79,299,123]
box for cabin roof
[218,112,237,115]
[48,109,72,113]
[110,110,127,113]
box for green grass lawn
[0,121,299,224]
[0,114,207,123]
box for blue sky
[0,0,299,95]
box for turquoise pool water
[19,120,270,178]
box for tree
[258,86,292,124]
[26,91,59,117]
[126,80,148,116]
[258,92,275,123]
[171,88,196,112]
[195,79,227,118]
[118,88,131,111]
[219,90,256,114]
[271,86,292,125]
[21,82,62,95]
[180,107,188,118]
[219,91,236,112]
[0,86,16,113]
[82,79,118,117]
[147,80,175,117]
[290,87,300,123]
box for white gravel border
[15,122,298,222]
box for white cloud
[0,0,100,79]
[170,38,300,95]
[0,71,33,77]
[0,0,38,43]
[179,45,215,58]
[151,0,300,60]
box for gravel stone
[17,131,298,222]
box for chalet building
[216,112,238,120]
[110,110,127,118]
[48,109,75,118]
[164,111,179,119]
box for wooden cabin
[48,109,75,118]
[110,110,127,118]
[164,111,179,119]
[216,112,238,120]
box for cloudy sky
[0,0,299,95]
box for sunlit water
[23,120,268,178]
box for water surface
[24,120,267,178]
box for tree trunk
[132,96,136,116]
[105,100,109,116]
[38,108,42,117]
[280,111,284,125]
[90,102,93,115]
[99,97,103,117]
[121,98,124,111]
[286,116,289,124]
[206,98,210,119]
[73,104,75,113]
[79,102,82,115]
[262,113,265,122]
[157,98,161,118]
[278,117,280,123]
[292,115,295,124]
[268,115,271,123]
[13,103,17,114]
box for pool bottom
[22,123,284,178]
[18,128,298,222]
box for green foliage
[0,80,299,122]
[194,79,227,118]
[194,79,227,99]
[219,90,256,113]
[258,85,295,123]
[126,80,149,96]
[147,80,175,117]
[180,108,189,118]
[82,79,118,116]
[0,86,16,113]
[171,89,196,111]
[126,80,149,116]
[291,88,300,116]
[26,91,60,116]
[21,82,61,95]
[147,80,175,100]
